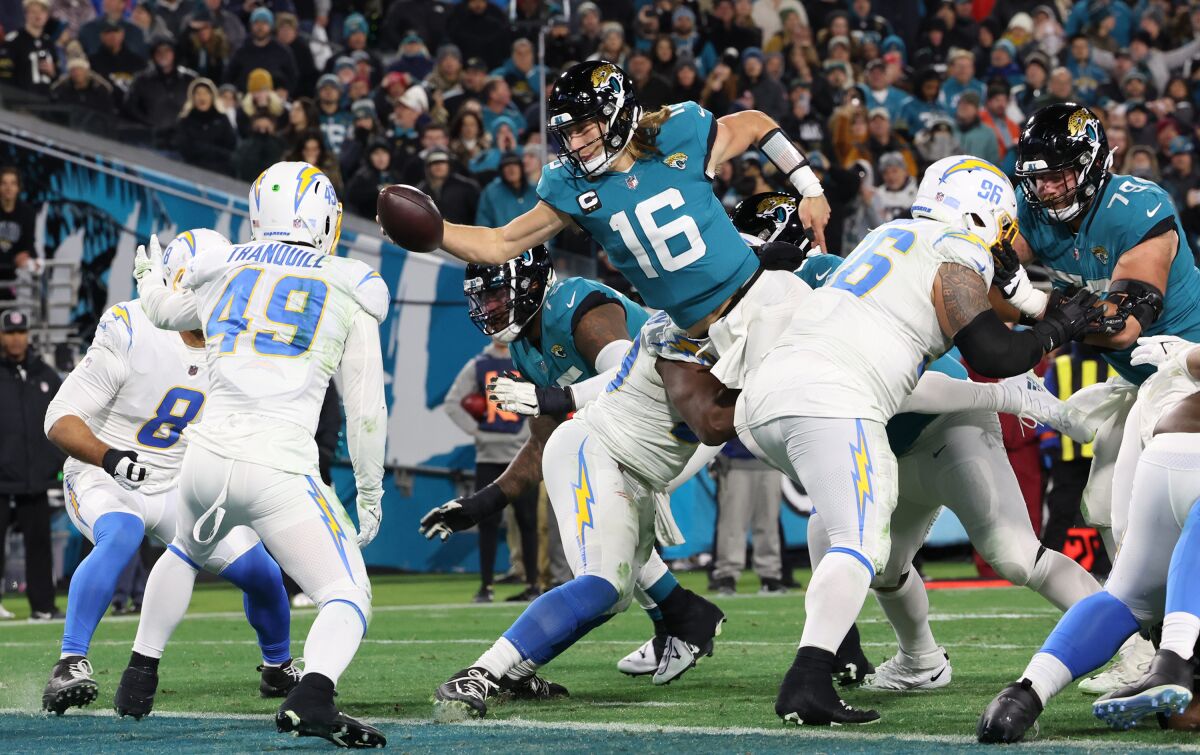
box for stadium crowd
[2,0,1200,262]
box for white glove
[1130,335,1196,369]
[488,375,540,415]
[102,449,152,491]
[134,233,164,286]
[355,490,382,547]
[1002,267,1050,318]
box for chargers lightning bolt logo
[306,476,356,582]
[572,439,596,562]
[848,420,874,545]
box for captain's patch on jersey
[663,152,688,170]
[577,190,602,214]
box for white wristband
[758,128,824,198]
[1009,278,1049,318]
[789,165,824,198]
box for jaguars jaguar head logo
[1067,107,1092,137]
[590,62,621,93]
[663,152,688,170]
[755,194,797,225]
[551,344,567,358]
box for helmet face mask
[464,246,553,342]
[1016,104,1112,223]
[547,61,642,179]
[912,155,1019,248]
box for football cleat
[1093,649,1195,730]
[433,666,500,721]
[654,587,726,685]
[276,675,385,748]
[712,577,736,596]
[833,623,875,687]
[776,647,880,726]
[863,647,951,691]
[1078,634,1154,695]
[113,663,159,720]
[473,587,494,604]
[42,656,99,715]
[653,634,718,686]
[1001,372,1097,444]
[499,672,569,700]
[617,635,666,676]
[260,658,304,698]
[0,602,14,620]
[759,578,788,595]
[977,679,1043,743]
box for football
[377,184,443,253]
[460,393,488,421]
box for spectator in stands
[448,109,489,169]
[1163,135,1199,213]
[470,116,519,178]
[175,77,236,176]
[225,7,297,97]
[480,77,526,139]
[701,61,736,117]
[183,0,242,53]
[127,37,195,148]
[862,58,911,123]
[1035,66,1077,109]
[79,0,144,58]
[445,57,489,117]
[849,0,891,38]
[49,55,117,119]
[426,44,463,106]
[544,14,582,70]
[670,7,712,73]
[336,99,382,177]
[865,108,918,178]
[649,35,674,76]
[330,14,381,84]
[447,0,512,71]
[0,168,36,300]
[1127,102,1157,147]
[986,38,1023,88]
[176,6,230,83]
[386,85,428,166]
[398,122,452,185]
[476,151,537,228]
[1156,118,1183,165]
[232,109,284,181]
[49,0,95,44]
[522,143,542,186]
[276,12,317,97]
[672,61,704,104]
[0,308,65,620]
[419,148,478,225]
[740,47,787,122]
[912,18,950,73]
[1011,52,1049,117]
[149,0,188,39]
[284,96,318,147]
[330,56,355,89]
[939,49,986,110]
[287,129,343,196]
[5,0,58,96]
[1064,34,1109,106]
[574,1,604,57]
[626,50,670,111]
[235,67,286,137]
[346,139,399,219]
[953,90,1001,166]
[129,0,170,47]
[913,114,961,167]
[1128,26,1200,97]
[90,19,147,93]
[217,82,237,128]
[389,31,433,83]
[493,38,543,112]
[1124,143,1161,180]
[315,73,351,155]
[707,0,761,54]
[866,151,918,224]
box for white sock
[900,372,1010,415]
[1160,612,1200,659]
[799,551,871,653]
[505,659,541,681]
[132,549,199,659]
[1021,652,1074,705]
[474,637,523,679]
[302,601,365,686]
[806,513,830,569]
[874,571,939,658]
[1025,548,1101,611]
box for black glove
[755,232,814,272]
[102,449,150,490]
[989,237,1021,294]
[418,483,508,541]
[1032,288,1105,351]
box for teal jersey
[536,101,759,329]
[796,253,967,455]
[510,276,649,388]
[1018,173,1200,384]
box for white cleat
[1001,372,1097,444]
[1079,635,1155,695]
[862,647,952,691]
[618,636,664,677]
[652,631,719,686]
[0,603,14,620]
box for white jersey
[578,311,715,490]
[1135,344,1200,446]
[740,217,994,426]
[45,301,208,495]
[182,240,389,474]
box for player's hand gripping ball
[377,184,444,253]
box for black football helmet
[1015,103,1113,223]
[464,246,553,342]
[547,60,642,178]
[730,192,808,245]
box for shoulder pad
[641,310,717,366]
[935,230,994,285]
[94,302,138,355]
[346,261,390,323]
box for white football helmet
[912,155,1018,249]
[161,228,231,290]
[249,161,343,254]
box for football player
[979,337,1200,741]
[736,156,1104,725]
[419,246,725,686]
[40,229,296,716]
[992,103,1200,692]
[121,163,389,747]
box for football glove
[755,234,814,272]
[355,490,382,547]
[990,236,1021,292]
[102,449,151,491]
[488,372,575,417]
[1032,288,1105,351]
[133,233,164,286]
[1130,335,1197,369]
[418,483,508,541]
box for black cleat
[260,658,304,698]
[114,663,159,720]
[42,656,99,715]
[776,647,880,726]
[499,672,569,700]
[977,679,1043,743]
[433,666,500,721]
[1094,649,1195,730]
[276,673,385,749]
[834,623,875,687]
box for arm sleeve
[138,281,202,331]
[666,443,725,493]
[564,338,630,408]
[441,357,481,437]
[43,344,127,437]
[340,309,387,498]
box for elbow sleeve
[952,310,1045,379]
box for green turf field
[2,565,1199,753]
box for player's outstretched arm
[656,358,738,446]
[441,201,570,265]
[134,235,202,331]
[1082,231,1175,351]
[341,309,388,546]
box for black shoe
[29,609,66,621]
[433,666,500,721]
[1094,649,1195,730]
[260,658,303,698]
[473,586,494,604]
[114,664,159,720]
[499,672,569,700]
[833,623,875,687]
[977,679,1043,743]
[505,585,543,602]
[759,577,788,595]
[775,647,880,725]
[659,587,727,649]
[711,576,736,596]
[42,656,99,715]
[495,572,524,585]
[276,674,384,748]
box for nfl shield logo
[189,365,199,376]
[625,175,639,190]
